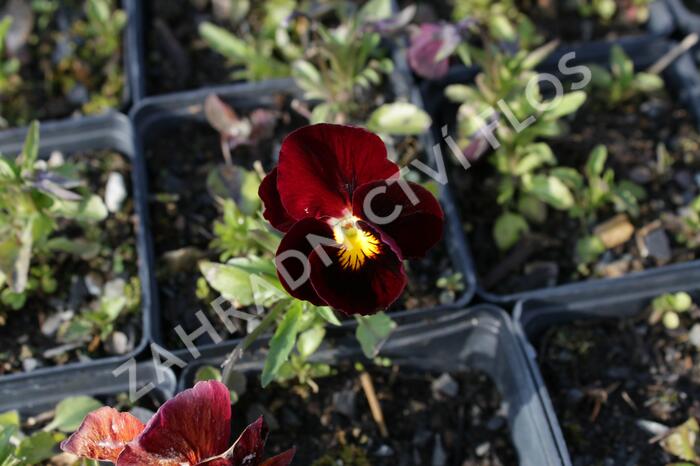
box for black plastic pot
[422,38,700,304]
[130,77,476,360]
[177,305,569,466]
[0,112,153,383]
[513,260,700,465]
[0,361,175,416]
[124,0,145,103]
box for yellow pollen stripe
[332,222,381,271]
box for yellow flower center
[332,216,380,271]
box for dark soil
[537,303,700,465]
[144,0,236,95]
[0,0,125,128]
[147,100,461,349]
[456,92,700,295]
[228,365,516,465]
[0,151,140,374]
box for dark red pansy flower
[61,381,295,466]
[259,123,444,316]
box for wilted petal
[408,23,459,80]
[277,124,399,219]
[259,168,296,232]
[353,180,444,258]
[60,407,145,462]
[274,218,330,306]
[308,222,407,315]
[117,381,231,465]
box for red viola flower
[259,124,444,316]
[61,380,295,466]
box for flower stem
[221,302,285,383]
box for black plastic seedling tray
[513,259,700,465]
[178,305,570,466]
[0,112,154,384]
[130,76,477,361]
[422,38,700,304]
[0,361,176,416]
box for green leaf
[315,306,341,326]
[199,22,251,62]
[194,365,222,383]
[44,396,102,433]
[262,301,303,387]
[585,145,608,179]
[544,91,587,120]
[493,211,529,250]
[527,175,575,210]
[292,60,323,97]
[670,292,693,312]
[575,235,606,264]
[550,167,584,191]
[611,45,634,83]
[199,257,283,307]
[514,143,555,175]
[633,72,664,93]
[0,412,18,430]
[51,194,108,222]
[661,417,699,462]
[518,194,547,224]
[16,431,62,464]
[297,325,325,359]
[366,103,431,136]
[355,312,396,359]
[45,237,101,260]
[21,121,40,175]
[0,425,17,463]
[444,84,481,104]
[589,64,613,88]
[358,0,392,23]
[488,15,516,41]
[521,40,559,70]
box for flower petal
[259,167,296,232]
[117,381,231,466]
[353,180,444,258]
[308,222,407,315]
[275,218,332,306]
[60,407,145,462]
[408,23,456,80]
[277,124,399,219]
[203,416,268,465]
[260,448,297,466]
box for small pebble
[431,373,459,398]
[688,324,700,349]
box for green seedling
[589,45,664,105]
[0,122,108,310]
[649,292,694,330]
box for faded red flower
[61,380,295,466]
[408,23,460,80]
[259,124,444,315]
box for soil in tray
[147,107,460,349]
[0,151,141,375]
[144,0,235,95]
[0,0,125,128]
[219,365,515,465]
[455,93,700,295]
[536,303,700,465]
